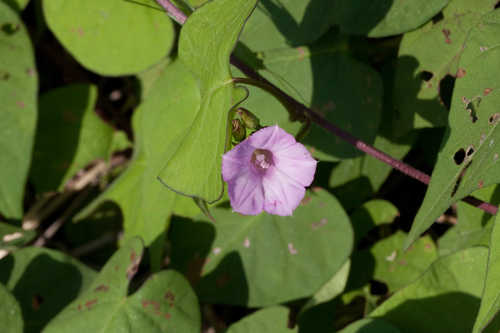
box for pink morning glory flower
[222,125,317,216]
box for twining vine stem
[155,0,498,216]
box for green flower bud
[232,118,246,142]
[237,108,260,130]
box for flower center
[251,149,274,172]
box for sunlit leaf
[0,2,37,219]
[75,60,200,268]
[169,188,353,306]
[472,211,500,333]
[44,238,201,333]
[393,0,497,136]
[0,283,22,333]
[158,0,257,202]
[0,247,96,333]
[370,247,487,333]
[42,0,174,75]
[405,10,500,249]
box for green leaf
[338,318,400,333]
[44,238,201,333]
[227,306,297,333]
[370,247,487,333]
[472,211,500,333]
[3,0,29,11]
[0,247,96,333]
[405,10,500,249]
[0,221,36,250]
[0,2,37,219]
[42,0,174,75]
[0,283,22,333]
[332,0,449,37]
[439,185,500,256]
[370,232,438,292]
[30,84,113,192]
[393,0,497,136]
[158,0,257,202]
[349,200,399,245]
[300,259,350,315]
[75,60,200,267]
[169,188,353,306]
[239,0,335,50]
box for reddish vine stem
[155,0,498,216]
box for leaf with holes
[393,0,498,136]
[75,60,200,269]
[30,84,113,192]
[0,221,35,250]
[338,318,401,333]
[370,247,488,333]
[332,0,449,37]
[405,10,500,249]
[168,188,353,306]
[42,0,174,75]
[43,237,200,333]
[233,40,383,161]
[439,185,500,256]
[0,283,22,333]
[238,0,335,51]
[158,0,257,203]
[0,247,96,333]
[0,3,37,219]
[227,306,296,333]
[472,211,500,333]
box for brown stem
[155,0,498,216]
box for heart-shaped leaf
[75,60,200,268]
[43,238,200,333]
[42,0,174,75]
[0,2,37,219]
[0,247,96,333]
[158,0,257,203]
[393,0,497,136]
[406,10,500,249]
[169,188,353,306]
[30,84,113,192]
[370,247,488,333]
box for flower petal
[227,169,265,215]
[262,169,305,216]
[248,125,295,151]
[274,142,317,187]
[222,137,254,182]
